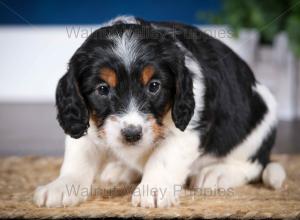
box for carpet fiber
[0,155,299,219]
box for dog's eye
[148,80,161,94]
[97,83,110,96]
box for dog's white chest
[111,145,155,173]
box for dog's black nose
[121,125,142,143]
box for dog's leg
[190,84,278,190]
[33,135,102,207]
[189,159,262,190]
[131,130,200,208]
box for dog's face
[56,24,195,148]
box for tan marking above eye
[141,65,155,86]
[99,67,117,87]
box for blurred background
[0,0,299,156]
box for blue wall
[0,0,221,25]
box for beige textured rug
[0,155,299,219]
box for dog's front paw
[33,176,89,207]
[131,182,180,208]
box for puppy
[34,16,285,208]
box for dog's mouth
[121,138,142,147]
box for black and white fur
[34,16,285,208]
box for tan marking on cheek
[90,113,106,138]
[163,102,172,116]
[147,115,165,141]
[152,122,164,140]
[141,65,155,85]
[91,113,102,127]
[99,67,117,87]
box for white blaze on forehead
[100,15,138,28]
[121,99,144,127]
[110,31,139,70]
[110,15,138,25]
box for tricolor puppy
[34,16,285,208]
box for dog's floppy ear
[172,63,195,131]
[56,67,89,139]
